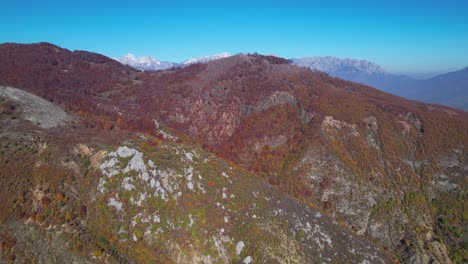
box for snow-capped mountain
[293,56,468,110]
[292,56,386,75]
[182,52,232,65]
[292,56,417,100]
[116,53,467,110]
[118,53,178,71]
[117,52,233,71]
[291,56,410,93]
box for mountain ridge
[115,50,467,110]
[117,52,233,71]
[293,56,468,110]
[117,53,178,71]
[292,56,387,74]
[0,42,466,263]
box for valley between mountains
[0,43,466,263]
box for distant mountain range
[293,57,468,111]
[117,52,232,71]
[0,42,466,263]
[118,53,178,71]
[117,53,467,111]
[182,52,232,65]
[292,56,387,75]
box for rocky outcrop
[0,86,71,129]
[1,44,466,263]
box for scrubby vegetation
[0,121,392,262]
[0,43,466,263]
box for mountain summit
[182,52,232,65]
[117,53,467,110]
[0,43,466,263]
[117,52,233,71]
[117,53,178,71]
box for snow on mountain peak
[118,52,233,71]
[118,53,176,71]
[118,53,386,75]
[292,56,386,75]
[182,52,232,65]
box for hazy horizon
[113,51,463,79]
[2,0,467,73]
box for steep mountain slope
[0,43,467,263]
[0,42,136,105]
[293,57,468,110]
[0,85,392,263]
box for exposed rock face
[296,147,378,236]
[0,43,466,263]
[321,116,360,138]
[0,103,394,263]
[0,86,71,128]
[404,112,424,136]
[294,115,466,264]
[254,91,298,112]
[363,116,382,150]
[94,145,393,263]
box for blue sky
[2,0,468,74]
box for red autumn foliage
[0,42,466,203]
[103,121,114,130]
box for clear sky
[2,0,468,74]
